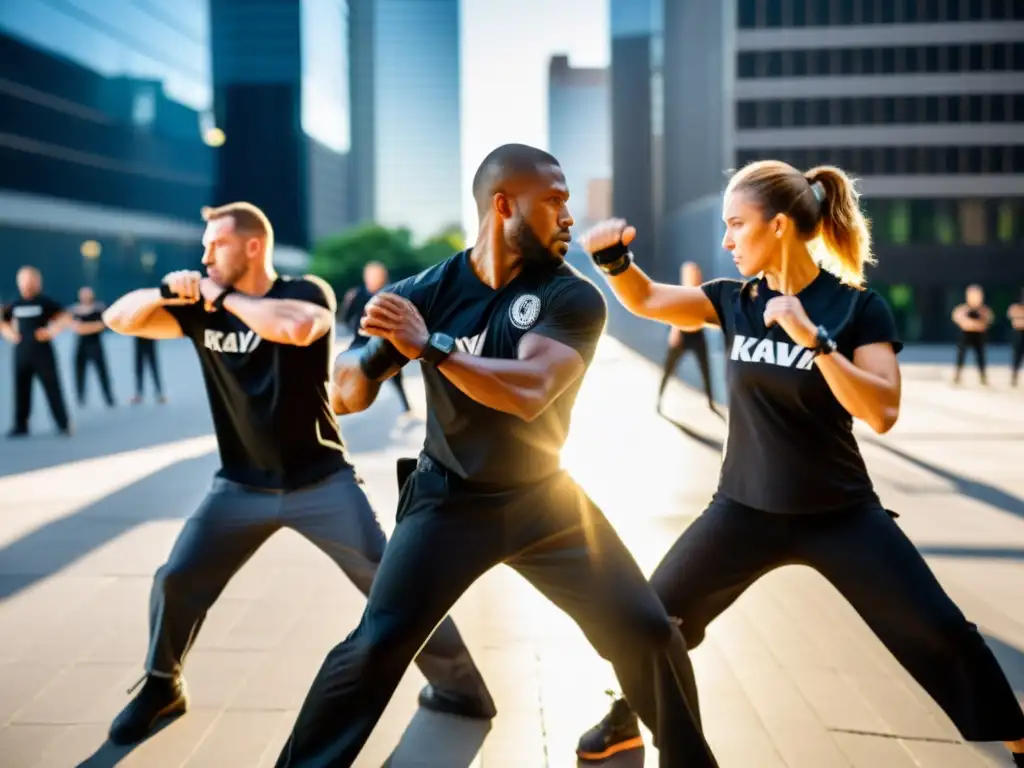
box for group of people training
[90,144,1023,767]
[1,268,164,437]
[950,283,1024,387]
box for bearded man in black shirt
[101,202,494,746]
[275,145,717,768]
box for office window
[738,53,757,78]
[948,45,962,72]
[792,0,808,25]
[969,95,985,122]
[959,200,987,245]
[793,50,808,76]
[1014,43,1024,70]
[879,47,895,74]
[924,96,939,123]
[935,201,958,244]
[968,44,984,71]
[941,146,959,174]
[738,0,758,27]
[890,201,911,244]
[991,94,1007,122]
[765,0,783,26]
[767,51,783,77]
[993,42,1008,71]
[996,201,1016,242]
[964,147,983,173]
[737,101,757,129]
[1014,94,1024,121]
[792,99,808,126]
[812,0,831,25]
[1013,145,1024,173]
[766,100,783,127]
[924,45,940,73]
[966,0,985,21]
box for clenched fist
[763,295,818,349]
[161,270,203,305]
[579,218,637,254]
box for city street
[0,331,1022,767]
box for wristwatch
[420,332,455,366]
[814,325,838,356]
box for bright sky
[459,0,609,236]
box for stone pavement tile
[229,649,325,711]
[0,662,63,725]
[0,724,65,767]
[829,731,920,768]
[30,722,110,768]
[184,710,291,768]
[899,739,996,768]
[479,713,546,768]
[12,663,138,726]
[111,709,221,768]
[175,649,266,710]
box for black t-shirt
[72,304,106,344]
[703,270,902,514]
[387,250,607,486]
[165,276,350,490]
[341,286,372,350]
[3,295,63,359]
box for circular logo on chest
[509,293,542,330]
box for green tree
[310,223,466,299]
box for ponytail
[805,166,874,288]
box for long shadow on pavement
[865,438,1024,521]
[0,453,214,601]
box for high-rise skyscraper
[348,0,462,240]
[211,0,351,253]
[547,56,611,229]
[609,0,661,272]
[0,0,216,300]
[614,0,1024,342]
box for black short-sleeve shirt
[702,270,902,514]
[388,250,607,486]
[3,295,64,359]
[164,276,350,490]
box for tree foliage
[309,223,466,296]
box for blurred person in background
[951,284,993,386]
[340,261,413,416]
[131,336,166,404]
[1008,289,1024,387]
[578,161,1024,766]
[70,286,115,407]
[1,266,72,437]
[656,261,718,416]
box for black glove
[591,241,632,276]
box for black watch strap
[815,325,837,355]
[211,286,236,312]
[420,332,454,366]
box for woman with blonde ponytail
[572,160,1024,765]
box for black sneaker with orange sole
[576,691,645,762]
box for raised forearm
[103,289,168,335]
[815,353,900,433]
[222,295,331,347]
[0,321,15,342]
[330,347,391,414]
[437,351,549,421]
[78,320,107,335]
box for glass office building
[616,0,1024,341]
[0,0,216,302]
[349,0,462,241]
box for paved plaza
[0,330,1021,767]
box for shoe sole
[576,736,644,762]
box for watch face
[433,333,455,353]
